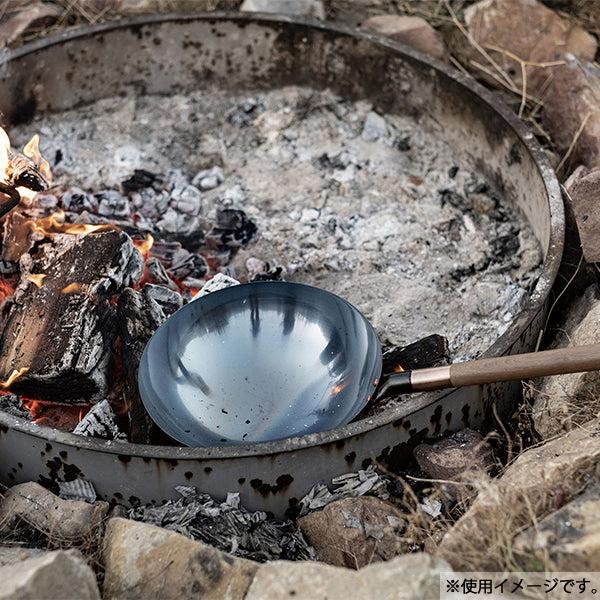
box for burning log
[117,285,169,443]
[381,334,450,376]
[0,230,143,403]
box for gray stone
[240,0,325,19]
[360,15,446,61]
[102,517,258,600]
[438,419,600,570]
[0,482,108,543]
[245,553,451,600]
[298,496,406,569]
[361,111,387,141]
[514,484,600,571]
[532,287,600,438]
[0,550,100,600]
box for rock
[541,57,600,170]
[532,287,600,438]
[414,429,494,498]
[361,111,387,141]
[298,496,406,569]
[460,0,596,96]
[0,550,100,600]
[0,482,108,543]
[102,518,258,600]
[514,484,600,571]
[0,546,44,568]
[245,552,451,600]
[564,167,600,261]
[240,0,325,19]
[438,419,600,570]
[360,15,446,61]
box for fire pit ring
[0,13,563,518]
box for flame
[25,273,46,288]
[134,233,154,257]
[393,364,405,373]
[62,283,83,294]
[23,134,52,185]
[0,367,29,389]
[31,210,114,237]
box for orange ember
[393,364,405,373]
[0,279,15,303]
[21,398,91,429]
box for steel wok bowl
[139,282,382,447]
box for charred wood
[382,334,450,376]
[0,230,143,403]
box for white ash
[193,273,240,300]
[297,465,390,516]
[73,400,125,441]
[15,85,543,361]
[128,485,316,562]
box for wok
[139,281,600,447]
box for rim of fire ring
[0,12,564,460]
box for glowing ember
[0,367,29,389]
[62,283,83,294]
[0,279,15,303]
[393,364,405,373]
[25,273,46,288]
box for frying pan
[139,281,600,447]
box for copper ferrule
[410,366,452,391]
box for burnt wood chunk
[118,285,168,443]
[0,230,142,403]
[382,334,450,376]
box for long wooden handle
[450,344,600,387]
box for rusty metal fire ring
[0,13,564,518]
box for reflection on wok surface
[138,281,382,447]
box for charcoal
[122,169,163,193]
[73,399,125,440]
[246,257,287,282]
[226,97,264,126]
[146,257,179,291]
[117,286,168,443]
[167,248,208,281]
[192,166,224,191]
[396,135,411,151]
[128,486,315,562]
[143,283,183,316]
[0,260,17,275]
[61,188,98,212]
[0,230,138,403]
[382,334,451,375]
[193,273,240,300]
[170,185,202,216]
[206,208,257,251]
[96,190,131,219]
[0,393,32,420]
[58,479,97,503]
